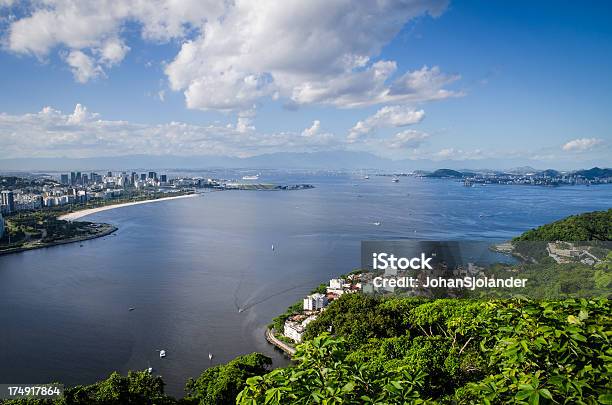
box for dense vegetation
[426,169,465,178]
[1,370,174,405]
[514,209,611,242]
[0,211,94,247]
[239,297,611,404]
[183,353,271,404]
[1,354,270,405]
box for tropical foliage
[238,297,612,404]
[514,209,611,241]
[183,353,271,404]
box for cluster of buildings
[546,242,600,266]
[462,172,611,187]
[0,171,174,215]
[282,274,363,343]
[59,171,169,189]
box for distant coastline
[59,193,199,221]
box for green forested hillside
[514,209,612,241]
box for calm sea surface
[1,173,611,396]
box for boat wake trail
[239,282,313,312]
[233,265,252,312]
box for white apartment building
[303,293,328,311]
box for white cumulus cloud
[562,138,604,152]
[348,105,425,141]
[301,120,321,137]
[387,129,430,149]
[65,50,103,83]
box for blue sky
[0,0,610,168]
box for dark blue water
[0,173,610,396]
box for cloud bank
[2,0,460,111]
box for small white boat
[159,350,166,358]
[363,175,369,180]
[271,244,275,251]
[129,307,135,311]
[146,367,153,373]
[373,222,381,226]
[238,308,243,313]
[392,178,399,183]
[209,353,213,360]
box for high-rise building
[82,174,89,185]
[70,172,76,185]
[148,171,157,180]
[160,174,167,183]
[140,173,147,181]
[76,172,82,185]
[107,171,113,177]
[130,172,137,186]
[1,190,15,213]
[60,174,69,185]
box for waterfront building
[303,293,328,311]
[1,190,15,213]
[283,315,317,343]
[14,194,43,211]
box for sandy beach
[59,193,198,221]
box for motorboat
[159,350,166,358]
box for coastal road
[265,329,296,356]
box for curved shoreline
[0,224,118,256]
[59,193,199,221]
[265,328,296,357]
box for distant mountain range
[0,151,609,173]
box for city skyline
[0,1,611,168]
